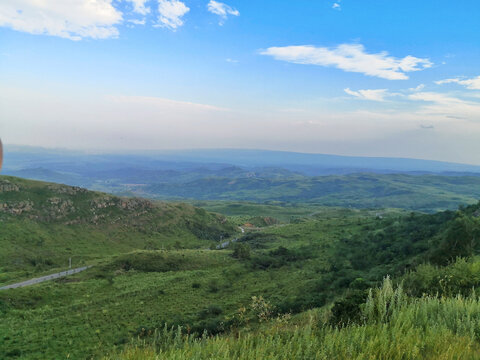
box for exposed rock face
[46,197,75,215]
[119,198,154,211]
[91,197,154,211]
[91,197,117,209]
[0,200,34,215]
[0,180,20,192]
[47,184,88,195]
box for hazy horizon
[4,143,480,168]
[1,1,480,164]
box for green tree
[232,243,251,260]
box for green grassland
[141,173,480,212]
[2,176,480,359]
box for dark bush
[198,305,223,319]
[232,243,251,260]
[329,290,368,327]
[207,279,220,293]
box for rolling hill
[137,173,480,212]
[4,146,480,213]
[0,176,236,284]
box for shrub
[232,243,251,260]
[198,305,223,319]
[329,290,368,327]
[207,279,220,293]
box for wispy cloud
[409,91,480,119]
[344,88,389,101]
[156,0,189,29]
[0,0,122,40]
[127,0,151,15]
[332,3,341,10]
[207,1,239,25]
[110,95,229,111]
[436,76,480,90]
[260,44,432,80]
[128,18,146,25]
[409,84,425,92]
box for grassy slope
[0,176,236,284]
[110,276,480,360]
[2,175,480,359]
[2,196,479,358]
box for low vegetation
[108,276,480,359]
[2,176,480,359]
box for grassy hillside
[2,174,480,358]
[0,176,236,284]
[109,275,480,360]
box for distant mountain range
[5,145,480,176]
[3,145,480,211]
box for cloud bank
[0,0,122,40]
[0,0,194,38]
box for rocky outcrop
[45,197,75,216]
[1,180,157,225]
[91,197,154,212]
[0,200,34,215]
[0,180,20,192]
[47,184,87,195]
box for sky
[1,0,480,164]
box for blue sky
[1,0,480,163]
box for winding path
[0,266,91,290]
[216,227,245,249]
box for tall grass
[106,277,480,359]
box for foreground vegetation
[108,276,480,359]
[2,176,480,359]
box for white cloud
[0,0,122,40]
[409,84,425,92]
[127,0,150,15]
[436,76,480,90]
[409,91,480,119]
[344,88,389,101]
[260,44,432,80]
[157,0,189,29]
[207,1,239,24]
[128,18,146,25]
[332,3,341,10]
